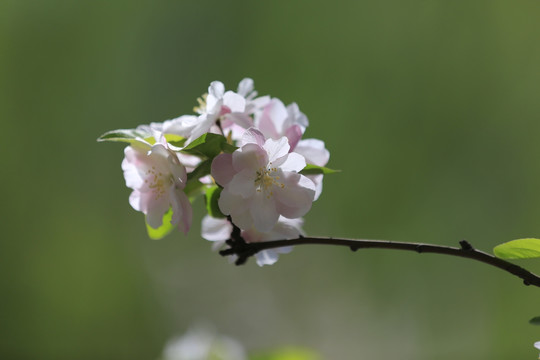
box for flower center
[193,93,208,114]
[145,166,173,200]
[254,165,285,198]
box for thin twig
[220,236,540,288]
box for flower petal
[295,138,330,166]
[278,152,306,172]
[250,191,279,232]
[201,215,232,241]
[240,128,266,147]
[233,143,268,172]
[263,137,289,163]
[223,91,246,113]
[170,187,192,234]
[237,78,254,97]
[228,169,256,198]
[211,153,235,186]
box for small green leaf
[493,238,540,259]
[299,164,340,176]
[250,347,321,360]
[529,316,540,325]
[205,186,225,218]
[181,133,238,158]
[187,159,212,182]
[97,128,151,144]
[146,209,175,240]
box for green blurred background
[2,0,540,359]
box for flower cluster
[99,78,333,266]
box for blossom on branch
[122,137,192,233]
[211,128,316,232]
[201,215,304,266]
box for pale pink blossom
[211,128,315,232]
[254,98,308,150]
[122,138,192,233]
[254,98,330,200]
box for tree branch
[220,234,540,288]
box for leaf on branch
[205,186,225,218]
[187,159,212,182]
[97,128,152,144]
[493,238,540,259]
[181,133,237,158]
[146,208,175,240]
[299,164,340,176]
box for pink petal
[240,128,266,147]
[275,173,315,218]
[250,192,279,232]
[211,153,235,186]
[228,169,256,198]
[295,139,330,166]
[285,125,303,151]
[263,137,289,163]
[171,188,192,234]
[233,143,268,172]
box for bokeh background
[2,0,540,359]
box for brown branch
[220,234,540,288]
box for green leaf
[205,186,225,218]
[145,209,175,240]
[187,159,212,182]
[250,347,321,360]
[183,180,205,200]
[164,134,187,148]
[529,316,540,325]
[493,238,540,259]
[181,133,238,158]
[299,164,340,176]
[97,128,151,144]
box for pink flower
[211,128,315,232]
[254,98,330,200]
[254,98,308,150]
[122,139,192,233]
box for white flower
[122,138,192,233]
[211,128,315,232]
[237,77,271,115]
[163,325,247,360]
[189,80,252,144]
[201,215,303,266]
